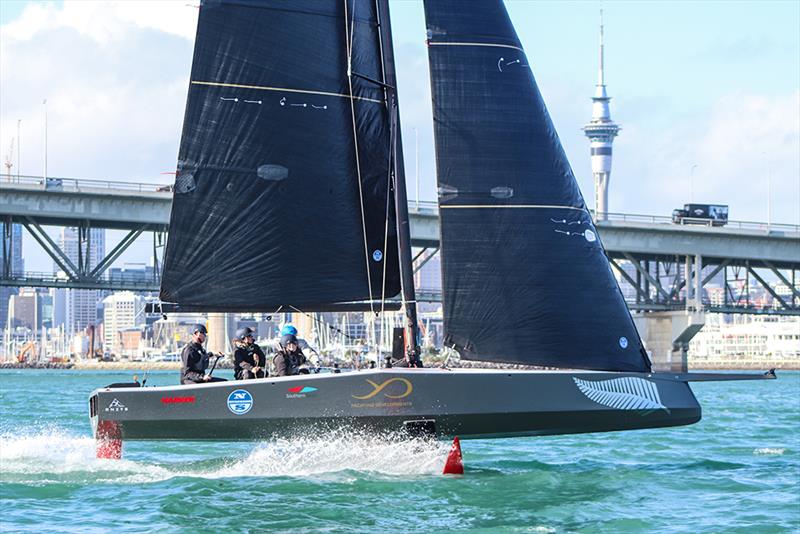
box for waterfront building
[102,291,145,351]
[690,314,800,368]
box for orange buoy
[442,436,464,475]
[96,420,123,459]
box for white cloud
[610,90,800,224]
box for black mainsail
[423,0,651,372]
[161,0,401,311]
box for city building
[8,288,39,330]
[102,291,145,351]
[0,223,24,330]
[57,227,105,334]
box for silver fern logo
[573,377,667,411]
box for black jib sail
[161,0,401,311]
[423,0,651,372]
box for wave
[0,428,450,484]
[753,448,786,455]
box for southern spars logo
[351,378,413,409]
[227,389,253,415]
[286,386,317,399]
[105,398,128,412]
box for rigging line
[288,305,360,341]
[440,204,587,211]
[374,0,393,359]
[377,91,395,353]
[427,41,524,52]
[343,0,375,317]
[190,80,383,104]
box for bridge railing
[598,210,799,234]
[2,174,172,194]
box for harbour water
[1,369,798,533]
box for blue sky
[1,1,798,270]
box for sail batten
[424,0,650,372]
[160,0,401,311]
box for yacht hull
[89,369,701,441]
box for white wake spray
[207,429,451,479]
[0,427,451,484]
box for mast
[375,0,421,365]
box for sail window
[490,186,514,199]
[257,164,289,182]
[175,172,196,194]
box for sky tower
[582,10,620,221]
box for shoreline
[1,361,796,371]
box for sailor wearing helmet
[233,326,267,380]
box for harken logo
[105,398,128,412]
[286,386,317,399]
[161,396,195,404]
[227,389,253,415]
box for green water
[1,370,798,533]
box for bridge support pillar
[633,310,705,372]
[207,313,234,355]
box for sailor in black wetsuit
[233,327,267,380]
[180,324,227,385]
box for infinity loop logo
[351,378,413,400]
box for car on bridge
[672,203,729,227]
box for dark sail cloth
[181,342,226,384]
[273,349,307,377]
[234,344,267,380]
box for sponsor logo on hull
[351,378,413,409]
[105,398,128,412]
[161,396,196,404]
[286,386,317,399]
[573,377,668,412]
[227,389,253,415]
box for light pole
[16,119,21,180]
[43,99,48,180]
[763,152,772,231]
[414,127,419,210]
[690,164,698,203]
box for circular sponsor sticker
[227,389,253,415]
[584,229,597,243]
[372,249,383,262]
[619,336,629,349]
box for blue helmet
[280,324,297,336]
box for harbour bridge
[2,175,797,311]
[2,175,799,370]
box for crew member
[266,324,319,364]
[233,327,267,380]
[180,324,227,384]
[273,333,308,376]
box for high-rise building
[57,227,105,334]
[582,10,620,221]
[8,288,39,330]
[1,223,24,330]
[103,291,145,350]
